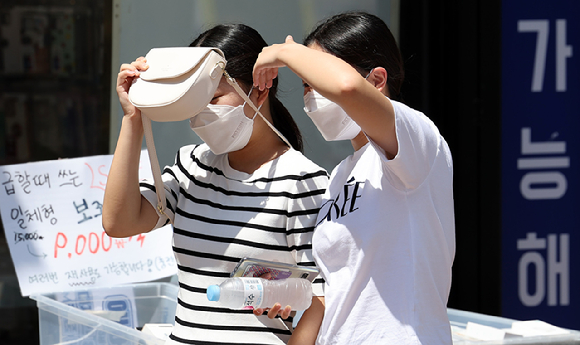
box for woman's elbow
[102,206,158,238]
[102,217,125,238]
[336,74,366,98]
[101,211,139,238]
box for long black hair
[191,24,303,152]
[304,12,404,101]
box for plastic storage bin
[30,282,178,345]
[449,308,580,344]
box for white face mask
[190,89,261,155]
[303,89,362,141]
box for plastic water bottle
[207,277,312,310]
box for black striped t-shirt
[140,144,328,344]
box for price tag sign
[0,151,176,296]
[501,0,579,329]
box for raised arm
[253,36,398,157]
[102,58,159,238]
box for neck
[228,117,290,174]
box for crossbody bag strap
[141,113,173,225]
[224,71,292,149]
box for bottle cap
[207,285,220,301]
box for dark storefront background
[0,1,111,343]
[399,0,503,316]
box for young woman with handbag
[103,24,327,345]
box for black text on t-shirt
[317,176,364,226]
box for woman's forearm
[288,296,325,345]
[102,115,158,237]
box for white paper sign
[0,150,176,296]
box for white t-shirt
[312,100,455,345]
[140,144,328,345]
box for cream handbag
[127,47,290,223]
[129,47,226,122]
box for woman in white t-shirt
[103,24,327,344]
[253,12,455,345]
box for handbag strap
[224,71,292,148]
[141,113,173,225]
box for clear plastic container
[30,282,178,345]
[448,308,580,344]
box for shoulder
[174,143,213,167]
[384,101,452,187]
[279,149,328,178]
[164,143,222,181]
[272,149,329,193]
[177,143,209,158]
[391,100,441,137]
[391,100,434,127]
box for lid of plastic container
[207,285,220,301]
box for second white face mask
[303,90,362,141]
[190,102,258,155]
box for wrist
[279,43,303,63]
[121,112,144,135]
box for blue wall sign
[502,0,579,330]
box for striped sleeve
[286,169,328,296]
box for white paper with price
[0,150,176,296]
